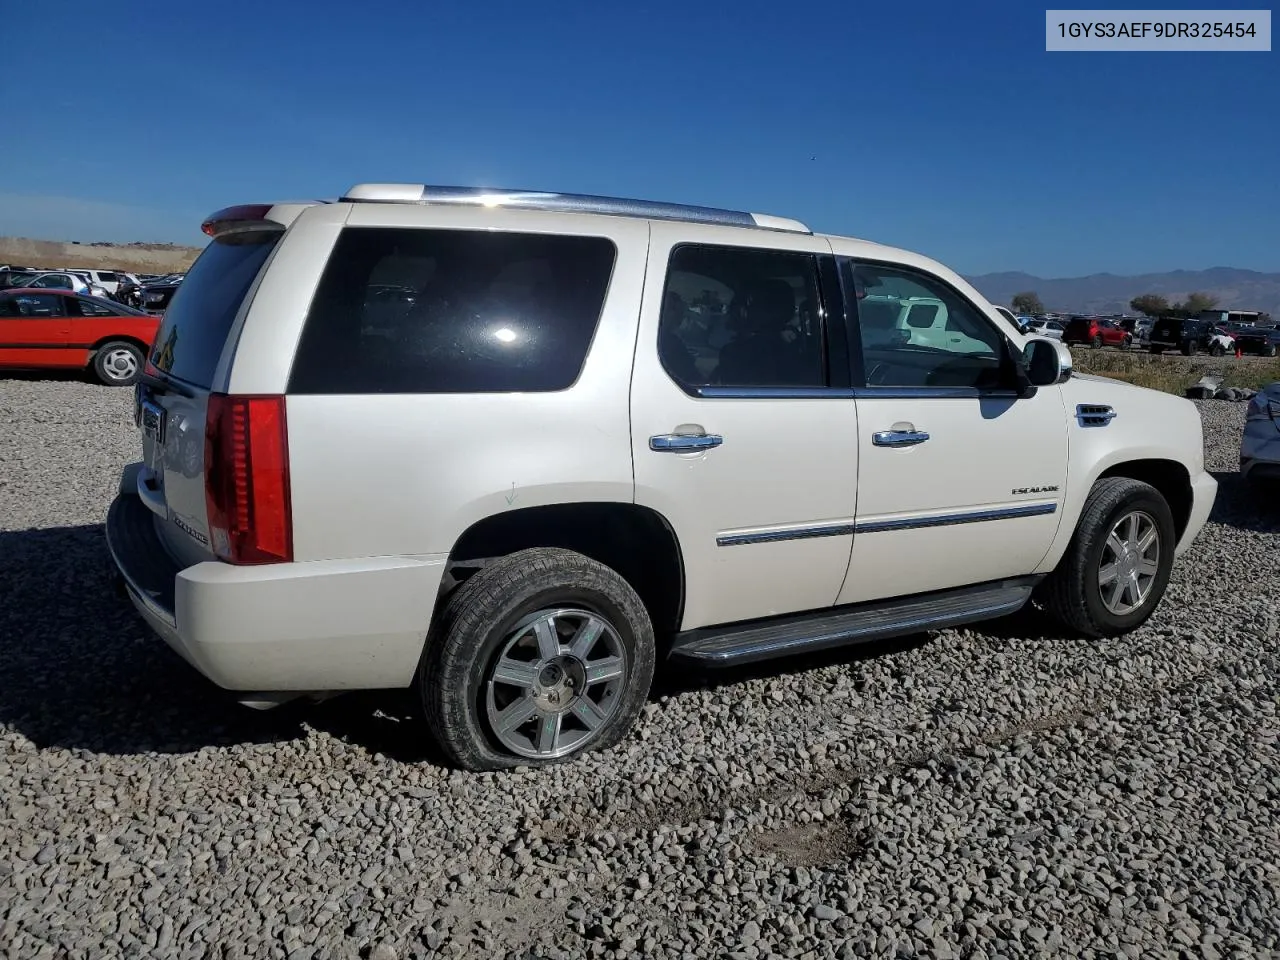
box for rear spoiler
[202,201,330,237]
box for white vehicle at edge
[105,183,1218,770]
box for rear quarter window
[287,227,617,394]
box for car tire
[1209,342,1226,357]
[1091,335,1103,348]
[421,547,656,771]
[1265,343,1278,358]
[1040,477,1176,638]
[92,340,143,386]
[1181,341,1196,356]
[1123,334,1133,349]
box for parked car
[105,183,1216,770]
[0,289,158,385]
[1132,317,1154,343]
[1230,325,1280,357]
[70,269,130,295]
[1063,316,1132,349]
[141,274,184,313]
[20,271,111,299]
[1147,317,1235,356]
[1022,318,1064,340]
[0,270,40,289]
[1241,383,1280,485]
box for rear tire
[1040,477,1176,638]
[92,341,143,386]
[1091,335,1103,349]
[421,548,656,771]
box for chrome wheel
[1098,510,1160,616]
[101,347,138,382]
[484,608,627,760]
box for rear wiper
[138,368,194,398]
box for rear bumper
[106,490,447,692]
[1175,470,1218,558]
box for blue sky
[1,0,1275,277]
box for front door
[0,292,72,368]
[837,258,1069,605]
[630,224,859,630]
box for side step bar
[668,577,1040,667]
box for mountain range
[967,267,1279,319]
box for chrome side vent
[1077,403,1117,427]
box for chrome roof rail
[341,183,811,234]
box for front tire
[92,341,143,386]
[421,548,656,771]
[1040,477,1176,638]
[1209,342,1226,357]
[1091,335,1104,349]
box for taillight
[204,394,292,564]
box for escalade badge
[1012,485,1060,495]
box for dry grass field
[0,236,202,274]
[1071,346,1280,394]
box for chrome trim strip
[717,502,1057,546]
[855,502,1057,533]
[695,386,1021,400]
[717,521,855,547]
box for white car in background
[1022,318,1065,341]
[21,272,110,299]
[69,269,137,296]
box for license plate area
[140,399,167,445]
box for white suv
[106,183,1217,770]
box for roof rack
[340,183,811,234]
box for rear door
[629,224,859,630]
[136,227,285,567]
[0,292,72,367]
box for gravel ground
[2,376,1278,960]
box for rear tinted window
[149,232,279,387]
[288,227,616,394]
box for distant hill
[0,236,203,274]
[968,267,1280,319]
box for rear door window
[288,227,617,394]
[148,231,280,388]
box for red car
[0,289,159,385]
[1062,316,1133,349]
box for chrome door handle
[650,433,723,452]
[872,429,929,447]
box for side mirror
[1022,337,1072,387]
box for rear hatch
[1149,317,1182,344]
[135,221,283,569]
[1063,318,1093,341]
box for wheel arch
[437,502,686,642]
[88,334,150,356]
[1096,458,1193,542]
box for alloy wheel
[484,608,628,759]
[1098,510,1160,616]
